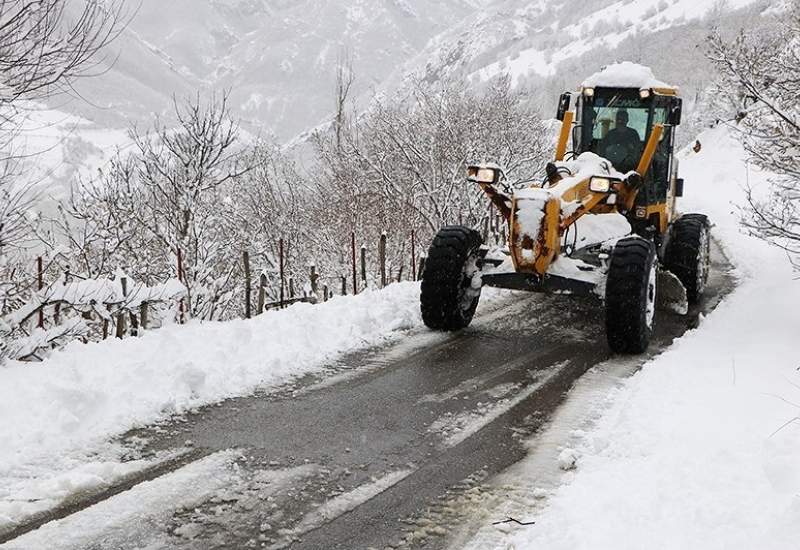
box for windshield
[580,91,651,172]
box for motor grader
[420,63,710,353]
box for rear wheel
[665,214,710,304]
[605,237,657,354]
[420,226,483,331]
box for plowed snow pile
[501,127,800,549]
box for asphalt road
[4,242,734,550]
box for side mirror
[556,92,571,121]
[674,177,684,197]
[668,98,683,126]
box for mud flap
[656,269,688,315]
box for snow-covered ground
[474,0,763,83]
[0,280,513,532]
[488,126,800,549]
[7,103,131,207]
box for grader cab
[420,63,710,353]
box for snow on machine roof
[581,62,678,95]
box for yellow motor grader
[420,63,710,353]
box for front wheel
[420,226,483,331]
[605,237,657,354]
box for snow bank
[582,61,672,90]
[0,284,425,469]
[503,125,800,549]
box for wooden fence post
[243,250,252,319]
[52,268,67,325]
[257,273,267,315]
[310,264,319,297]
[177,247,185,324]
[341,274,347,296]
[36,257,44,329]
[418,254,427,280]
[379,233,387,288]
[351,231,357,294]
[360,245,367,288]
[289,277,295,298]
[140,302,148,330]
[116,276,128,339]
[130,310,139,336]
[323,284,329,302]
[411,230,417,282]
[279,238,285,309]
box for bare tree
[0,0,128,321]
[52,93,263,320]
[311,76,550,279]
[333,51,354,151]
[132,93,254,318]
[218,141,304,303]
[0,0,127,108]
[707,7,800,267]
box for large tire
[665,214,710,304]
[420,226,483,331]
[605,237,657,354]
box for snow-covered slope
[9,106,131,204]
[52,0,774,142]
[62,0,497,139]
[398,0,766,84]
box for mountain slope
[63,0,499,139]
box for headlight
[639,88,651,99]
[467,166,500,184]
[583,87,595,97]
[589,176,616,193]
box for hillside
[52,0,774,143]
[61,0,495,139]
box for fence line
[4,224,506,361]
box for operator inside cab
[599,109,641,170]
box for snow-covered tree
[707,7,800,268]
[50,94,314,321]
[54,93,258,320]
[311,76,550,280]
[214,141,305,308]
[0,0,126,316]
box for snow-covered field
[493,127,800,549]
